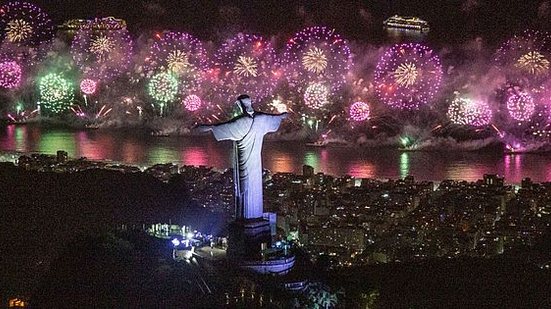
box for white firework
[166,50,190,73]
[302,47,328,74]
[392,62,418,87]
[304,82,330,109]
[89,35,115,59]
[515,51,550,75]
[233,55,258,77]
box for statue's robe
[211,112,285,219]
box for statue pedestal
[227,218,296,275]
[227,218,271,260]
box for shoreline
[0,150,532,186]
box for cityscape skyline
[3,0,551,307]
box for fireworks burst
[349,101,371,122]
[0,61,22,89]
[233,55,258,77]
[393,62,418,87]
[89,35,115,59]
[182,94,202,112]
[283,26,351,91]
[495,30,551,84]
[213,33,278,101]
[166,50,190,73]
[0,1,53,46]
[271,98,288,113]
[507,91,535,122]
[80,79,97,95]
[38,73,74,115]
[302,47,328,74]
[515,51,550,75]
[304,82,329,109]
[146,32,208,94]
[5,19,32,43]
[374,43,443,110]
[71,22,133,81]
[447,97,492,127]
[148,72,179,104]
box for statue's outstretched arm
[195,116,250,141]
[194,124,213,133]
[264,112,288,133]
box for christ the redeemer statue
[198,94,287,220]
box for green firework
[38,73,74,114]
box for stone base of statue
[227,218,272,260]
[227,218,295,275]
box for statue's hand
[280,112,289,119]
[194,124,212,133]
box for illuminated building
[484,174,504,187]
[56,150,68,163]
[307,227,365,251]
[303,164,314,179]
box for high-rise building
[56,150,68,163]
[483,174,504,187]
[303,165,314,178]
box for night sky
[30,0,546,44]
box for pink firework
[183,94,202,112]
[212,33,278,102]
[507,91,535,122]
[283,26,352,92]
[80,79,97,95]
[374,43,443,110]
[0,60,22,89]
[349,101,370,122]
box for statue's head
[236,94,254,117]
